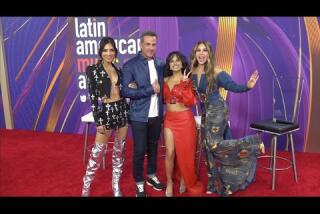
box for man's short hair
[140,31,157,43]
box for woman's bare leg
[164,127,175,196]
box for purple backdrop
[0,17,313,152]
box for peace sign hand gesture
[182,69,192,81]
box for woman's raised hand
[182,69,192,81]
[247,70,259,89]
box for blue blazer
[121,52,165,122]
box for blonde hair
[190,41,216,94]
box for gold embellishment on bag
[211,143,218,150]
[238,149,249,158]
[211,126,220,133]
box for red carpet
[1,128,320,196]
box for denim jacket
[121,52,165,122]
[192,71,249,107]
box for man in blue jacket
[121,31,165,197]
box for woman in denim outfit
[190,41,265,196]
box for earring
[113,58,119,64]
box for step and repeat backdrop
[1,17,319,152]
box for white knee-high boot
[82,142,107,196]
[112,139,126,197]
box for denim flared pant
[204,98,261,196]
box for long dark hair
[98,37,118,59]
[164,51,189,77]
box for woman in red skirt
[163,51,203,197]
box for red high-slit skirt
[164,109,203,196]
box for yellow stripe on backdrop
[45,18,75,132]
[215,17,237,100]
[0,18,14,129]
[304,17,320,153]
